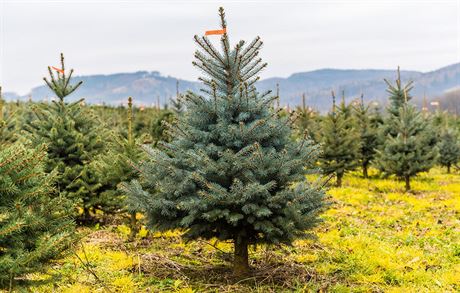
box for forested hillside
[4,64,459,112]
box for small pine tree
[123,7,327,277]
[98,97,145,240]
[384,67,413,119]
[150,109,174,146]
[170,80,185,114]
[438,128,460,173]
[0,143,76,289]
[337,90,353,120]
[376,70,438,191]
[295,93,319,141]
[369,102,384,128]
[0,87,17,145]
[23,53,105,222]
[319,92,360,187]
[353,94,379,178]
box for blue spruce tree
[124,7,326,276]
[376,69,438,191]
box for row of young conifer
[295,68,460,190]
[1,8,459,287]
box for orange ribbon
[51,66,64,74]
[205,28,226,35]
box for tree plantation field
[1,7,460,293]
[16,169,460,292]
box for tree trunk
[233,236,250,278]
[363,164,368,179]
[336,172,343,187]
[79,207,92,225]
[128,211,137,242]
[447,164,451,174]
[404,175,411,192]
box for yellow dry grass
[19,168,460,292]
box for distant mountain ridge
[3,63,459,112]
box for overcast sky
[0,0,459,94]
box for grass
[14,168,460,292]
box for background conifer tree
[0,143,76,289]
[319,92,360,186]
[170,80,185,115]
[385,67,413,119]
[98,97,145,239]
[23,53,105,222]
[376,72,438,191]
[295,93,319,142]
[123,7,326,277]
[0,87,17,145]
[437,127,460,173]
[337,90,353,120]
[353,94,379,178]
[150,109,174,147]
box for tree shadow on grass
[136,251,340,292]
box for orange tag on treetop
[51,66,64,74]
[205,28,226,35]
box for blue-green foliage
[124,9,326,246]
[376,70,438,190]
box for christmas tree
[295,93,319,142]
[0,143,76,289]
[98,97,145,239]
[353,95,379,178]
[319,92,360,186]
[0,87,18,145]
[337,90,353,120]
[150,109,174,147]
[123,7,326,276]
[170,80,185,115]
[437,127,460,173]
[23,53,105,222]
[384,67,413,119]
[376,71,438,191]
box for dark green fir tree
[295,93,319,142]
[376,71,438,191]
[0,143,76,289]
[369,102,384,129]
[384,67,413,119]
[337,90,353,120]
[437,127,460,173]
[123,8,327,277]
[150,109,174,147]
[23,53,105,222]
[319,92,360,187]
[353,94,379,178]
[0,87,17,145]
[98,97,145,240]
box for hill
[3,63,459,112]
